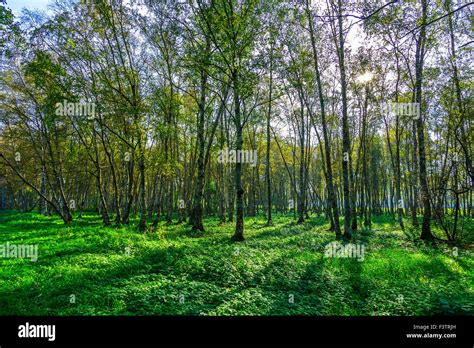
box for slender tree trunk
[190,45,209,232]
[265,37,274,226]
[336,0,352,239]
[40,163,46,215]
[231,71,244,241]
[306,1,341,237]
[297,94,305,224]
[416,0,434,240]
[138,137,147,232]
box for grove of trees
[0,0,472,242]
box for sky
[5,0,364,48]
[6,0,52,15]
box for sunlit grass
[0,211,472,315]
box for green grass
[0,211,472,315]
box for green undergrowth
[0,211,472,315]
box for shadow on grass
[249,218,329,240]
[0,211,472,316]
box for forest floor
[0,211,472,315]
